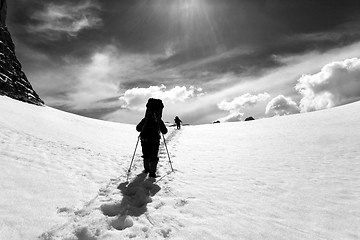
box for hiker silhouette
[174,116,182,130]
[136,98,167,178]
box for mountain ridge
[0,0,43,105]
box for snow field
[0,96,137,239]
[1,96,360,239]
[170,105,360,239]
[40,127,184,239]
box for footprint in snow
[174,199,188,208]
[100,173,161,230]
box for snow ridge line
[39,128,181,240]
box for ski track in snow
[39,128,185,240]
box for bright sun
[177,0,203,14]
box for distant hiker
[136,98,168,178]
[174,116,182,130]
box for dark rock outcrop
[244,116,255,121]
[0,0,6,24]
[0,0,44,105]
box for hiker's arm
[136,119,145,132]
[160,121,168,134]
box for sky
[7,0,360,124]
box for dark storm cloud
[119,79,152,91]
[149,0,360,74]
[8,0,360,69]
[99,0,174,53]
[8,0,105,63]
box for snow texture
[0,95,360,239]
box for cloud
[12,0,360,125]
[28,0,102,40]
[265,95,300,116]
[218,92,270,112]
[217,92,270,122]
[35,45,124,113]
[118,85,205,111]
[24,42,208,120]
[62,46,126,111]
[216,112,244,123]
[295,57,360,112]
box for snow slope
[0,95,360,239]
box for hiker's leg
[149,141,160,177]
[141,141,150,172]
[149,157,159,177]
[143,159,150,173]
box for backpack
[146,98,163,118]
[140,98,164,141]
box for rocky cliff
[0,0,44,105]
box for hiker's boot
[149,158,158,178]
[149,172,157,178]
[143,158,150,173]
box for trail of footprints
[40,129,190,239]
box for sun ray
[163,0,222,56]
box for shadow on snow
[99,173,161,230]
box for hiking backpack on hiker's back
[139,98,164,140]
[146,98,163,119]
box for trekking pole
[162,133,174,172]
[126,136,140,181]
[126,111,151,181]
[153,111,174,172]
